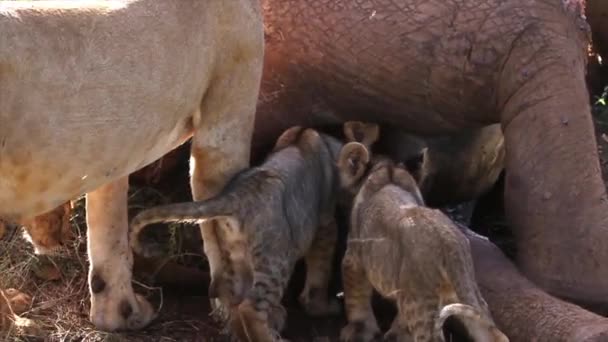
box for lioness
[0,0,263,331]
[337,142,508,342]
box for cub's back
[355,187,473,298]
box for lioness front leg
[189,47,261,316]
[340,249,381,342]
[86,177,154,331]
[299,218,340,316]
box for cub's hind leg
[211,220,252,309]
[383,314,415,342]
[233,251,291,342]
[189,29,261,317]
[340,248,381,342]
[299,218,340,316]
[398,298,438,342]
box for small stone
[543,191,552,200]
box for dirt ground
[2,75,608,342]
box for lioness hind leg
[86,177,154,331]
[189,42,260,317]
[299,218,340,316]
[340,249,381,342]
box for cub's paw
[340,320,382,342]
[268,304,287,332]
[232,299,278,342]
[209,297,230,323]
[299,288,341,316]
[383,328,413,342]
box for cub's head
[343,121,380,147]
[337,141,427,206]
[273,125,345,161]
[21,202,74,255]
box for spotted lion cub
[337,142,509,342]
[129,124,375,341]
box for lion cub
[20,201,74,255]
[129,125,374,341]
[337,142,508,342]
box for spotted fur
[130,127,346,341]
[337,143,509,342]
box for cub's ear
[404,147,428,184]
[344,121,380,147]
[273,126,304,151]
[338,142,370,187]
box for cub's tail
[436,303,509,342]
[129,197,234,257]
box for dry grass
[0,180,344,341]
[593,86,608,181]
[0,195,103,341]
[0,188,225,342]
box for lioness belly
[0,112,194,220]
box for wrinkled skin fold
[466,228,608,342]
[254,0,608,312]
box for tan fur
[0,0,264,331]
[130,127,345,341]
[337,143,508,342]
[20,202,73,255]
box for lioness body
[0,0,263,331]
[0,0,249,218]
